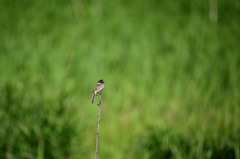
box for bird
[92,79,104,104]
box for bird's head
[98,79,104,84]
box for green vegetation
[0,83,79,158]
[0,0,239,158]
[133,128,239,159]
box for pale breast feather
[93,84,104,94]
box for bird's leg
[97,91,102,106]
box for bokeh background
[0,0,240,158]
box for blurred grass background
[0,0,240,158]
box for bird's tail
[92,93,96,103]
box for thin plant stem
[95,92,101,159]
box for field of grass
[0,0,240,158]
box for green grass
[0,0,240,158]
[133,128,240,159]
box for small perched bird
[92,79,104,103]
